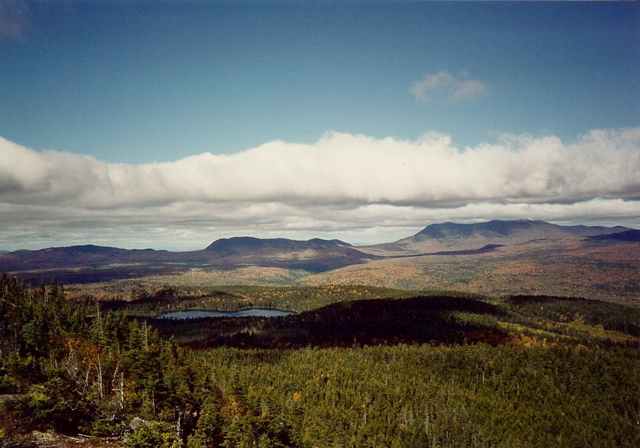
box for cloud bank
[2,128,640,250]
[410,70,487,102]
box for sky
[1,0,639,251]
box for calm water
[156,308,296,320]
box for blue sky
[1,1,639,250]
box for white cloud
[1,128,639,250]
[410,70,487,102]
[452,79,487,100]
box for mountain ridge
[365,219,633,255]
[0,220,635,284]
[0,236,375,281]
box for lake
[156,308,296,320]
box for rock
[31,431,55,442]
[128,417,149,431]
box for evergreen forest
[1,274,639,447]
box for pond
[156,308,296,320]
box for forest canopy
[0,275,638,447]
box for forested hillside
[1,275,638,447]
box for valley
[1,220,639,447]
[0,278,638,447]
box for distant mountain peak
[362,219,638,255]
[204,236,347,254]
[414,219,630,241]
[415,219,544,240]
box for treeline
[503,295,640,337]
[79,284,425,316]
[1,275,639,447]
[0,275,293,446]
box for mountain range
[364,219,632,255]
[1,220,638,288]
